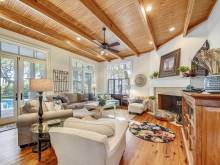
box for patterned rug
[129,121,175,143]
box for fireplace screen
[158,94,182,113]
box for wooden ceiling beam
[80,0,139,55]
[0,7,107,61]
[20,0,95,42]
[136,0,157,51]
[0,22,102,62]
[183,0,195,36]
[20,0,121,59]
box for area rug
[102,109,136,121]
[129,121,175,143]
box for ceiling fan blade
[108,42,120,47]
[107,48,120,53]
[92,39,102,46]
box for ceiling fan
[95,27,120,55]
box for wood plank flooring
[0,113,188,165]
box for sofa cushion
[63,102,85,110]
[64,117,115,137]
[64,93,78,103]
[78,93,88,102]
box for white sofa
[49,118,128,165]
[128,98,149,114]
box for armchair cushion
[64,118,115,137]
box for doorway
[0,53,46,125]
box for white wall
[208,0,220,48]
[0,28,98,89]
[96,23,208,96]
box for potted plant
[98,96,106,107]
[150,72,159,79]
[149,96,156,114]
[177,66,190,77]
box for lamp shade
[92,84,96,89]
[30,79,53,92]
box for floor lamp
[30,78,53,161]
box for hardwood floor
[0,113,187,165]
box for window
[1,42,19,54]
[20,46,34,57]
[36,51,46,60]
[72,60,95,93]
[0,41,47,60]
[72,62,83,93]
[107,61,132,95]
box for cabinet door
[202,107,220,165]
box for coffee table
[85,102,117,119]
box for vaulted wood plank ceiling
[0,0,216,62]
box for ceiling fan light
[146,5,152,12]
[100,50,105,55]
[76,36,81,41]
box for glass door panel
[0,55,17,120]
[22,59,46,103]
[84,72,92,93]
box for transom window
[0,40,47,60]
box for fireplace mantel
[148,76,204,95]
[149,76,191,88]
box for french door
[0,54,17,124]
[0,53,46,125]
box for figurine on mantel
[192,48,220,93]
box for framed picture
[159,49,181,78]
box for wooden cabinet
[182,92,220,165]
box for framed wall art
[159,49,181,78]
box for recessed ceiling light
[149,41,153,45]
[169,27,175,32]
[0,0,5,2]
[76,36,81,41]
[146,5,152,12]
[66,40,71,44]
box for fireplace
[158,94,182,114]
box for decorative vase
[204,75,220,93]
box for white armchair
[49,118,128,165]
[128,98,149,114]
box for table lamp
[30,79,53,125]
[92,83,96,96]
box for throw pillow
[44,102,54,111]
[22,100,48,114]
[53,100,63,111]
[64,118,115,137]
